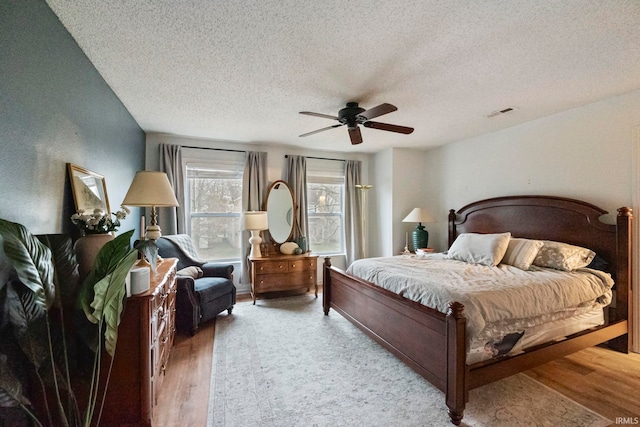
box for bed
[322,195,632,425]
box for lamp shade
[402,208,436,224]
[241,211,268,230]
[122,171,179,207]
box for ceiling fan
[299,102,414,145]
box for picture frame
[68,163,111,214]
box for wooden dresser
[98,258,178,426]
[249,253,318,303]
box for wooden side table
[249,253,318,304]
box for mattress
[467,307,604,364]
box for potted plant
[0,218,157,426]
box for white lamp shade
[242,211,268,230]
[122,171,179,207]
[402,208,436,223]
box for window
[185,150,244,261]
[306,159,345,255]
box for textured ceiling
[45,0,640,153]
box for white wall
[371,148,432,257]
[425,89,640,250]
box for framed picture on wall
[67,163,111,214]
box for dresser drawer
[254,273,288,290]
[255,261,288,274]
[288,271,316,286]
[288,259,315,272]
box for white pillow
[446,232,511,267]
[501,238,544,270]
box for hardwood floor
[155,319,216,427]
[525,346,640,426]
[156,294,640,426]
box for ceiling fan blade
[358,103,397,120]
[299,124,343,137]
[363,121,414,134]
[348,127,363,145]
[299,111,339,120]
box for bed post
[323,257,332,315]
[609,207,633,352]
[448,209,457,247]
[446,301,466,425]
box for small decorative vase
[74,234,114,280]
[296,236,308,253]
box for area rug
[207,295,610,427]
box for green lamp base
[411,224,429,251]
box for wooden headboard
[448,195,632,323]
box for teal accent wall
[0,0,145,235]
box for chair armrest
[175,276,196,293]
[201,263,234,280]
[174,276,200,336]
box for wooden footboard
[323,258,468,424]
[322,195,632,425]
[324,257,451,390]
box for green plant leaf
[6,281,50,371]
[0,353,28,408]
[0,219,54,309]
[134,239,158,273]
[37,234,80,308]
[77,230,134,323]
[92,231,135,279]
[89,250,138,356]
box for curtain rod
[182,145,245,153]
[284,155,345,162]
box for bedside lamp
[242,211,268,258]
[402,208,436,251]
[122,171,179,241]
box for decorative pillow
[532,241,595,271]
[446,232,511,267]
[177,266,203,279]
[501,238,544,270]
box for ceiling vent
[487,107,517,118]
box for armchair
[155,235,235,335]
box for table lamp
[122,171,179,241]
[402,208,436,251]
[242,211,268,258]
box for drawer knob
[292,264,296,268]
[279,264,283,269]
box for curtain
[241,151,268,284]
[159,143,186,235]
[344,160,363,265]
[283,155,308,247]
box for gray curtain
[283,155,308,247]
[241,151,268,284]
[345,160,363,265]
[159,143,186,235]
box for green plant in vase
[0,219,157,426]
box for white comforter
[346,253,613,340]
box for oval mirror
[266,180,295,244]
